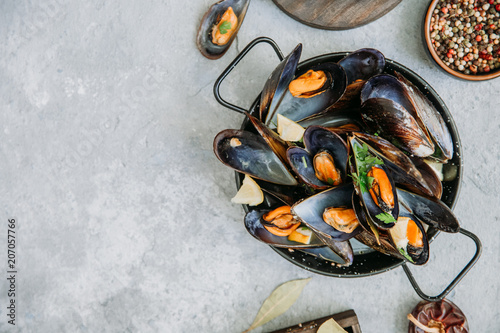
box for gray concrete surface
[0,0,499,332]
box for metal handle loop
[213,37,284,114]
[402,228,482,301]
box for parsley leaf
[351,142,385,194]
[399,248,415,263]
[375,212,396,224]
[219,21,232,34]
[302,156,308,168]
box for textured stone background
[0,0,499,332]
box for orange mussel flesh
[212,7,238,46]
[288,70,327,98]
[323,207,359,233]
[262,206,300,236]
[367,166,394,212]
[313,151,342,186]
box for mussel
[292,184,362,242]
[196,0,250,59]
[245,207,322,248]
[213,129,297,186]
[266,62,347,125]
[353,193,429,265]
[360,73,453,162]
[349,136,399,229]
[287,126,349,189]
[259,44,347,126]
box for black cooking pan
[213,37,481,301]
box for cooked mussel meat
[314,151,342,185]
[367,165,395,213]
[323,207,359,234]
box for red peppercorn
[489,0,494,4]
[441,7,448,13]
[480,54,494,60]
[490,24,496,29]
[496,4,500,11]
[475,24,483,31]
[484,66,491,72]
[476,35,482,41]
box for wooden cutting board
[269,309,362,333]
[272,0,402,30]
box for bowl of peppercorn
[424,0,500,80]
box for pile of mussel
[213,45,461,267]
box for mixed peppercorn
[430,0,500,74]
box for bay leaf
[317,318,348,333]
[242,278,311,333]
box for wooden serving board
[272,0,402,30]
[269,309,362,333]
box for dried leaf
[242,278,311,333]
[317,318,348,333]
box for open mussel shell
[196,0,250,59]
[349,137,399,229]
[338,48,385,84]
[260,44,302,123]
[213,129,298,186]
[287,147,329,190]
[246,112,289,164]
[352,132,438,198]
[397,187,460,233]
[410,157,443,199]
[287,126,349,189]
[304,126,349,180]
[266,62,348,125]
[292,184,361,241]
[244,210,323,248]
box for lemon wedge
[423,159,444,181]
[277,114,305,142]
[389,217,409,251]
[231,175,264,206]
[317,318,348,333]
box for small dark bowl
[423,0,500,81]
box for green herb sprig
[375,212,397,224]
[399,248,414,263]
[219,21,232,34]
[351,142,383,193]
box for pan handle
[213,37,284,114]
[402,228,482,302]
